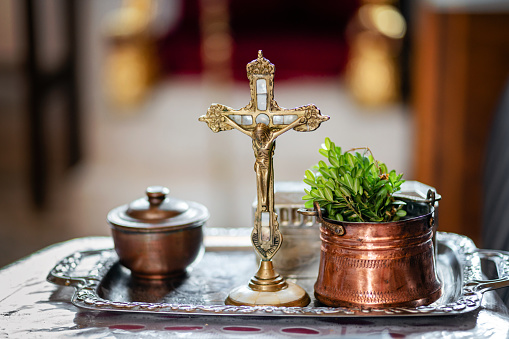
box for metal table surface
[1,236,509,338]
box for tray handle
[46,250,106,288]
[466,249,509,293]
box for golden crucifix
[199,51,329,306]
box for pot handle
[297,201,324,223]
[46,250,109,288]
[465,249,509,294]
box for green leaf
[329,156,340,168]
[396,209,407,217]
[363,156,370,168]
[375,179,387,190]
[389,170,396,181]
[318,176,326,184]
[363,210,378,219]
[310,190,322,198]
[338,176,349,189]
[325,179,335,191]
[324,187,334,202]
[303,178,316,187]
[332,202,347,208]
[325,137,331,150]
[319,148,329,158]
[319,160,327,169]
[326,204,333,216]
[377,185,388,198]
[364,163,374,176]
[353,177,360,194]
[304,200,314,209]
[302,195,312,200]
[344,173,355,190]
[334,146,342,156]
[374,196,383,212]
[351,167,358,179]
[319,168,331,179]
[370,163,378,176]
[330,168,339,180]
[346,153,355,168]
[305,170,315,181]
[339,186,351,197]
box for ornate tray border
[47,232,509,317]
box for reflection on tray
[98,251,262,306]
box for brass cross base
[225,260,310,307]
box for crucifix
[199,51,329,307]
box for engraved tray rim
[47,232,509,317]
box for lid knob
[146,186,169,207]
[124,186,186,221]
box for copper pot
[300,198,441,308]
[107,186,209,279]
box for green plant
[302,137,406,222]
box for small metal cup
[107,186,209,279]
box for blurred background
[0,0,508,268]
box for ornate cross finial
[246,50,275,77]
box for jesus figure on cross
[223,116,305,212]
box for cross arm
[288,104,329,132]
[198,103,235,133]
[223,116,253,137]
[271,116,306,139]
[269,102,329,132]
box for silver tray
[47,232,509,317]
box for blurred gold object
[104,0,158,109]
[346,2,406,106]
[199,51,329,306]
[199,0,233,82]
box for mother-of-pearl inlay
[256,79,268,111]
[273,114,298,125]
[255,113,270,125]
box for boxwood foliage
[303,138,406,222]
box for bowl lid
[107,186,209,231]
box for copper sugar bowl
[107,186,209,279]
[299,191,442,308]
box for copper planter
[302,199,442,308]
